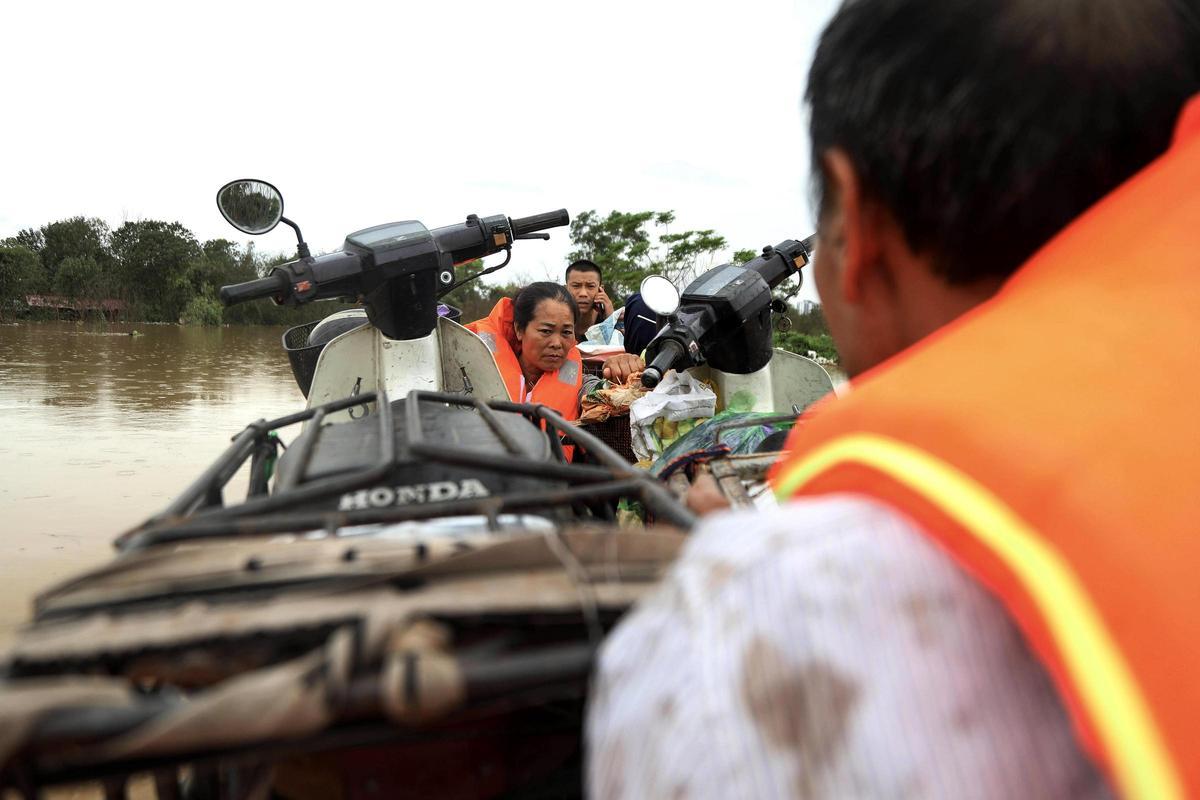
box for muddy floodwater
[0,321,305,646]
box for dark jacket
[622,293,660,355]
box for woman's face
[515,298,575,375]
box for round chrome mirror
[640,275,680,316]
[216,179,284,235]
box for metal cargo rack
[117,389,695,553]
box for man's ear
[821,148,883,304]
[513,321,523,343]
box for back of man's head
[808,0,1200,285]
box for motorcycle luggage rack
[118,389,694,552]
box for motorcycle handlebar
[218,271,290,306]
[641,339,685,389]
[217,209,569,309]
[510,209,569,237]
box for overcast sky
[1,0,840,303]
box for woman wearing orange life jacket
[466,282,585,421]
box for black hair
[565,259,603,283]
[807,0,1200,284]
[513,281,575,331]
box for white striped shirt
[587,495,1113,799]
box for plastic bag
[585,309,625,347]
[629,370,717,462]
[649,410,796,477]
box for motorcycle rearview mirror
[216,178,311,258]
[640,275,680,316]
[217,179,284,234]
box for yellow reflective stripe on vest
[774,433,1181,800]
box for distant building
[26,295,126,320]
[797,299,820,315]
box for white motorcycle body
[305,316,508,425]
[305,315,835,427]
[688,347,838,413]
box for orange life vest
[772,97,1200,799]
[465,297,584,423]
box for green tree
[0,245,44,320]
[183,239,250,309]
[110,220,201,322]
[217,182,282,232]
[4,213,349,327]
[196,239,246,286]
[54,255,104,300]
[181,295,224,326]
[567,210,730,299]
[39,217,112,285]
[3,228,45,254]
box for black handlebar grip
[641,339,685,389]
[510,209,569,237]
[218,271,289,306]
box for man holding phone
[564,259,614,339]
[564,258,644,383]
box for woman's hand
[602,353,644,384]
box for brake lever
[513,233,550,241]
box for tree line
[0,210,837,361]
[0,216,319,326]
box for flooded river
[0,321,305,646]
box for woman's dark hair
[513,282,575,330]
[807,0,1200,285]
